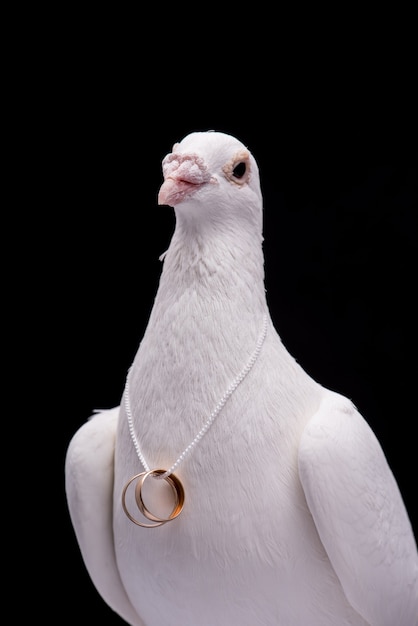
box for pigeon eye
[223,150,251,186]
[232,162,246,179]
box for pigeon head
[158,131,263,230]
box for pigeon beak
[158,152,212,206]
[158,177,204,207]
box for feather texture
[65,131,418,625]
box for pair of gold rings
[121,469,185,528]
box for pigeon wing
[65,407,145,626]
[298,392,418,626]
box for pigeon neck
[158,217,267,317]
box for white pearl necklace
[122,314,268,527]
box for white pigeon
[65,130,418,626]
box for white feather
[65,407,146,626]
[299,392,418,625]
[66,131,418,625]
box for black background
[33,23,417,625]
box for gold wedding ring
[121,469,185,528]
